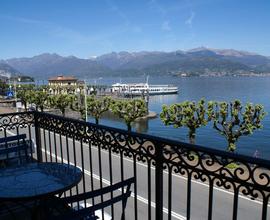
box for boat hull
[123,90,178,96]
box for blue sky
[0,0,270,59]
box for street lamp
[84,81,88,122]
[14,77,21,112]
[76,85,88,122]
[75,87,81,108]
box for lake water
[87,76,270,159]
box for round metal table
[0,162,82,201]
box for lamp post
[84,81,88,122]
[76,84,88,122]
[14,77,21,112]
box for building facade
[48,75,78,87]
[48,75,84,95]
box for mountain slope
[0,62,20,78]
[6,53,110,78]
[96,48,270,74]
[4,48,270,78]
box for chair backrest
[0,134,31,165]
[57,177,135,220]
[0,134,26,144]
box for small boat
[111,82,178,96]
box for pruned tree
[160,99,210,144]
[49,94,74,116]
[33,91,49,112]
[111,99,147,131]
[17,90,29,110]
[17,86,36,110]
[208,100,266,152]
[70,95,86,120]
[87,96,112,124]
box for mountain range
[0,63,20,78]
[1,47,270,79]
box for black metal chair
[0,134,33,167]
[0,134,36,219]
[48,177,135,220]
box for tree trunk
[227,141,236,152]
[127,123,131,132]
[189,129,196,145]
[95,118,99,124]
[62,109,65,117]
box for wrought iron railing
[1,111,270,220]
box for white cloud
[185,11,195,28]
[1,15,49,25]
[161,21,171,31]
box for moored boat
[111,82,178,96]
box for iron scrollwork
[31,112,270,202]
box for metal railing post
[34,111,42,162]
[155,142,163,220]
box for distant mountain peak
[212,49,258,57]
[187,47,259,57]
[3,47,270,79]
[32,53,61,59]
[89,55,97,60]
[187,46,210,52]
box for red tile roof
[48,75,78,81]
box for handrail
[1,111,270,220]
[32,111,270,167]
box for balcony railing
[1,111,270,220]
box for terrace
[0,111,270,220]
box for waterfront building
[48,75,80,87]
[48,75,84,94]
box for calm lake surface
[87,76,270,159]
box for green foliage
[0,81,8,90]
[160,99,209,144]
[70,95,86,120]
[17,90,37,110]
[36,85,49,92]
[48,94,75,116]
[87,96,112,124]
[225,162,239,170]
[111,99,147,131]
[18,84,35,91]
[17,90,28,110]
[32,91,49,112]
[208,100,267,152]
[17,88,49,111]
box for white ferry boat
[111,83,178,96]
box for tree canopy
[111,99,147,131]
[160,99,209,144]
[208,100,266,152]
[48,94,75,116]
[87,96,112,124]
